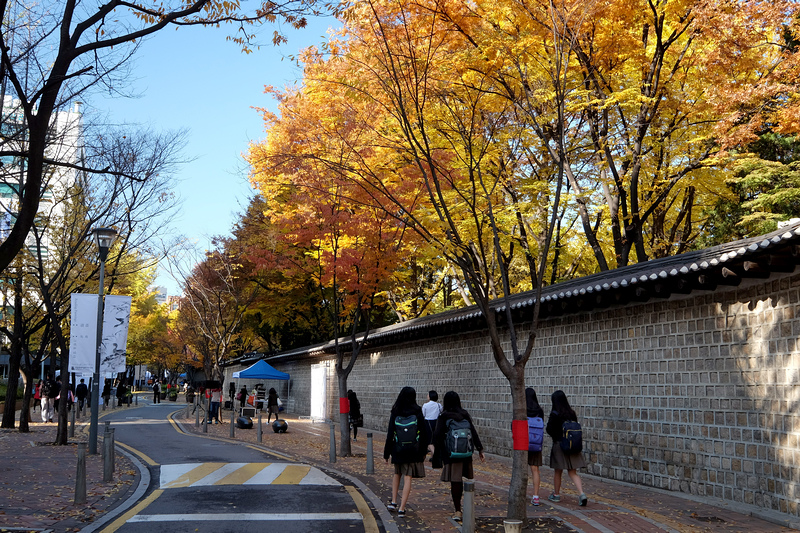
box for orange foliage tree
[248,83,416,455]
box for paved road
[93,403,383,533]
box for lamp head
[91,227,117,261]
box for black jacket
[546,410,576,442]
[383,405,429,464]
[432,408,483,465]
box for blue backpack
[527,417,544,452]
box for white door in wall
[310,363,327,421]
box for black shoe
[397,509,406,517]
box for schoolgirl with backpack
[545,390,588,506]
[429,391,485,523]
[383,386,429,518]
[525,387,545,506]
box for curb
[78,441,152,533]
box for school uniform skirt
[527,450,543,467]
[549,442,586,470]
[440,459,474,482]
[394,461,426,478]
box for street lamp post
[89,227,117,455]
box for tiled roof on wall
[267,220,800,361]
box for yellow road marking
[346,486,380,533]
[246,444,294,461]
[116,441,157,466]
[216,463,268,485]
[162,463,226,489]
[98,489,163,533]
[273,465,310,484]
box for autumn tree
[249,97,413,454]
[233,196,333,351]
[0,0,325,275]
[177,240,261,383]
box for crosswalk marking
[160,463,339,488]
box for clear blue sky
[95,16,337,295]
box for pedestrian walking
[526,387,545,506]
[76,378,88,412]
[348,390,362,441]
[102,380,111,409]
[546,389,587,506]
[152,381,161,404]
[33,380,41,413]
[266,388,280,423]
[237,386,248,409]
[383,386,429,518]
[52,375,62,413]
[40,377,56,423]
[116,382,126,408]
[430,390,485,522]
[210,386,222,423]
[422,390,442,445]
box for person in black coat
[383,386,429,517]
[266,388,280,422]
[546,390,587,506]
[348,390,362,441]
[429,391,484,522]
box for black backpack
[41,379,53,398]
[560,420,583,453]
[393,415,420,453]
[445,419,474,459]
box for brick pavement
[2,397,799,532]
[174,405,800,533]
[0,406,137,532]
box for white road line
[127,513,363,522]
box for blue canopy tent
[232,360,291,412]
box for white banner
[100,295,132,374]
[68,293,98,373]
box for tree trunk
[1,274,24,429]
[337,371,352,457]
[506,367,529,520]
[0,347,20,428]
[18,365,31,433]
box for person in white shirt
[421,390,442,445]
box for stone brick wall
[268,270,800,518]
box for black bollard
[329,421,336,463]
[75,443,87,504]
[463,480,475,533]
[366,433,374,474]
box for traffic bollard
[69,406,75,437]
[103,430,114,482]
[366,432,374,474]
[257,413,262,443]
[74,443,87,504]
[463,480,475,533]
[329,421,336,463]
[195,393,199,427]
[203,395,208,433]
[229,404,235,438]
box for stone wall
[267,270,800,518]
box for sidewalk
[174,405,800,533]
[0,404,138,532]
[2,396,798,532]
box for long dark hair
[391,386,417,414]
[442,390,462,412]
[551,390,577,420]
[526,387,542,415]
